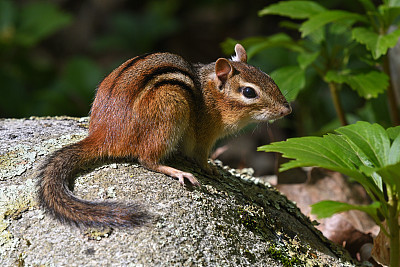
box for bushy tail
[37,140,145,227]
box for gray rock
[0,117,354,266]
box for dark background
[0,0,360,118]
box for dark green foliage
[0,0,181,118]
[93,1,180,54]
[223,0,400,132]
[0,0,85,117]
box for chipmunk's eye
[240,87,257,98]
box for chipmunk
[37,44,291,227]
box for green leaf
[300,10,368,37]
[269,66,305,102]
[375,163,400,189]
[336,121,390,167]
[387,7,400,24]
[325,70,389,99]
[360,163,400,196]
[278,20,301,31]
[388,132,400,165]
[358,0,377,12]
[15,2,72,47]
[352,27,400,59]
[362,162,400,193]
[297,51,319,70]
[311,200,381,219]
[258,121,397,199]
[258,135,363,177]
[258,1,326,19]
[358,167,384,194]
[387,126,400,140]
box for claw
[178,172,200,186]
[155,165,200,186]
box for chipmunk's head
[210,44,291,130]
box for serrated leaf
[325,70,389,99]
[297,51,319,69]
[352,27,400,59]
[15,2,72,47]
[258,135,362,176]
[258,1,326,19]
[258,121,399,198]
[311,200,381,219]
[269,66,305,102]
[300,10,368,37]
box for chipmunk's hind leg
[135,84,199,186]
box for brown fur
[37,45,291,227]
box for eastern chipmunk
[38,44,291,227]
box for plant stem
[328,82,347,126]
[387,186,399,267]
[382,55,400,126]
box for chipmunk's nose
[280,102,292,117]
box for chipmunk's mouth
[252,105,291,121]
[252,113,280,122]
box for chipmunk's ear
[215,58,232,85]
[231,44,247,63]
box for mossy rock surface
[0,117,354,266]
